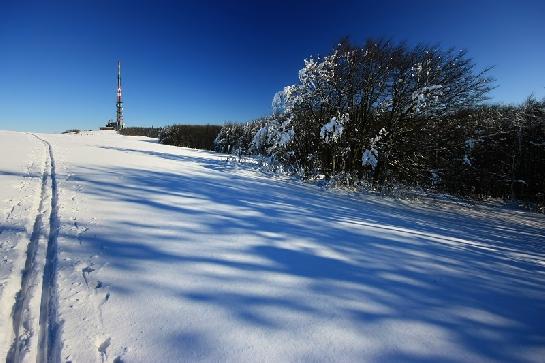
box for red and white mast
[116,61,124,130]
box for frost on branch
[463,138,476,165]
[362,149,378,169]
[410,85,444,114]
[272,85,298,115]
[299,55,335,90]
[362,128,387,170]
[251,118,294,154]
[277,127,295,147]
[320,114,347,143]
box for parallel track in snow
[6,135,60,363]
[37,138,61,363]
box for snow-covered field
[1,130,544,362]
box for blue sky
[0,0,544,132]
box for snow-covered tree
[362,128,387,171]
[210,39,545,208]
[320,114,346,144]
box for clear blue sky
[1,0,544,132]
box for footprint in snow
[97,337,111,362]
[82,265,96,286]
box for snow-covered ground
[1,130,544,362]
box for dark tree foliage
[460,100,545,202]
[288,39,493,182]
[119,127,162,138]
[214,39,545,211]
[62,129,81,134]
[159,124,222,150]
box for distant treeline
[159,125,222,150]
[119,125,222,151]
[62,129,81,134]
[213,38,545,210]
[119,127,162,138]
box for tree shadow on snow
[56,144,545,362]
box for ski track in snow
[36,136,61,363]
[1,130,545,362]
[6,138,49,363]
[0,133,45,361]
[5,134,60,363]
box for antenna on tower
[101,61,127,131]
[116,60,125,130]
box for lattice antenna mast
[116,61,124,130]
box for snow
[411,85,443,113]
[251,126,269,151]
[320,115,346,143]
[362,128,387,170]
[251,120,293,153]
[0,132,50,360]
[277,128,294,147]
[361,149,378,169]
[1,130,545,362]
[272,85,298,115]
[464,138,477,166]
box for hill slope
[1,130,544,362]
